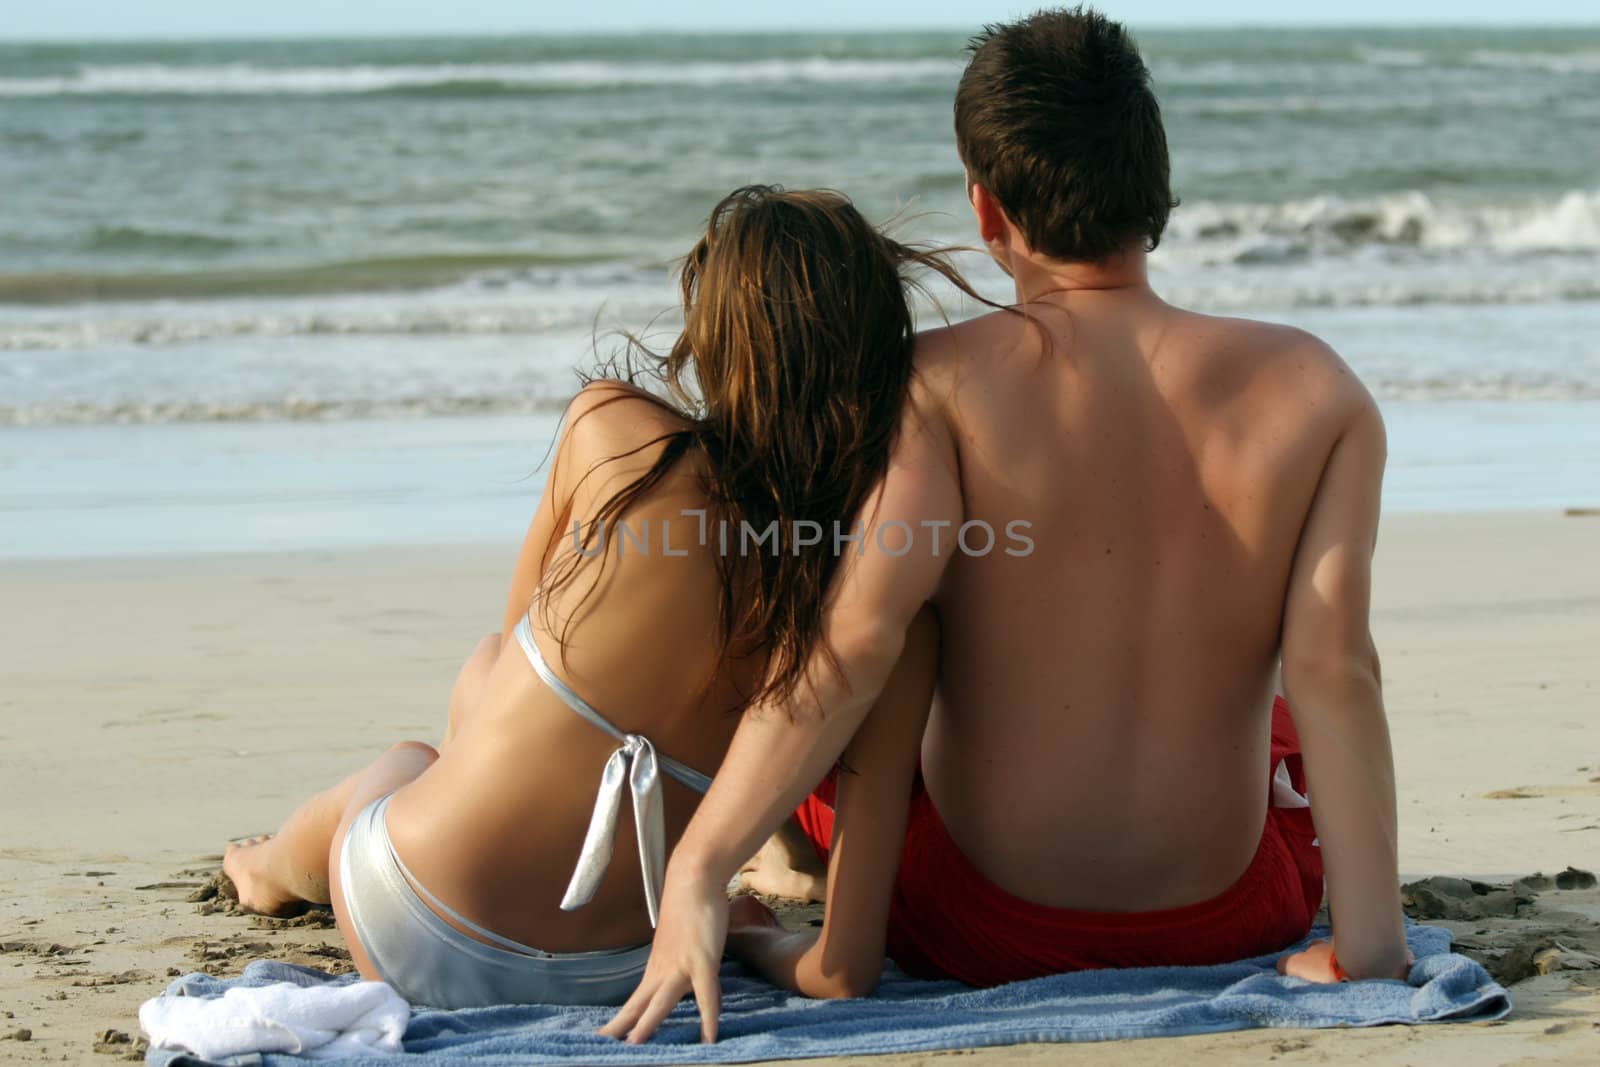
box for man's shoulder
[1180,311,1372,410]
[1180,309,1330,357]
[913,309,1030,371]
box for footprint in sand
[1405,868,1600,984]
[1485,781,1600,800]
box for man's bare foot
[221,834,309,917]
[737,826,827,902]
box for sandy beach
[0,508,1596,1063]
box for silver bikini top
[512,614,713,928]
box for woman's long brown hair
[540,185,986,712]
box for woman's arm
[498,381,655,645]
[727,607,939,998]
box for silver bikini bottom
[338,613,716,1009]
[337,794,652,1009]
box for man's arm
[601,393,963,1042]
[1278,391,1408,981]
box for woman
[223,185,962,1009]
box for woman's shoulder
[554,380,698,504]
[562,380,690,458]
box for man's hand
[1277,938,1411,983]
[1276,939,1341,982]
[599,860,729,1044]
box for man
[604,6,1408,1043]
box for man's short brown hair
[954,6,1175,263]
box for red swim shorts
[793,697,1324,987]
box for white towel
[139,980,408,1061]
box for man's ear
[969,183,1015,271]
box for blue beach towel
[144,924,1508,1066]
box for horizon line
[4,19,1600,45]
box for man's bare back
[915,286,1371,912]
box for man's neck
[1009,246,1151,306]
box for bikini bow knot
[558,733,668,928]
[514,614,710,930]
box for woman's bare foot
[221,834,309,917]
[737,827,827,902]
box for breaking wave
[0,58,961,97]
[1169,189,1600,261]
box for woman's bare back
[387,386,757,953]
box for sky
[4,0,1599,39]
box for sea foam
[0,58,962,97]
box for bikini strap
[512,614,713,927]
[512,615,713,794]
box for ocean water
[1,28,1597,554]
[4,402,1597,560]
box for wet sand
[1,510,1597,1064]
